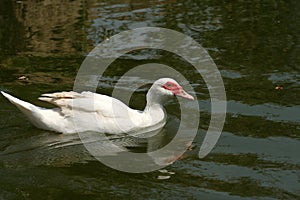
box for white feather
[1,78,192,134]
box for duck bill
[175,89,194,100]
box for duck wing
[38,91,137,118]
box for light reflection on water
[0,0,299,199]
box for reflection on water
[14,0,88,55]
[0,0,299,199]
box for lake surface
[0,0,299,199]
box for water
[0,0,299,199]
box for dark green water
[0,0,299,199]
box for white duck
[1,78,194,134]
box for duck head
[146,78,194,105]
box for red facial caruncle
[162,81,194,100]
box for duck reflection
[0,115,195,170]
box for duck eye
[162,82,175,90]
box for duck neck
[144,88,166,115]
[143,100,166,125]
[140,87,168,127]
